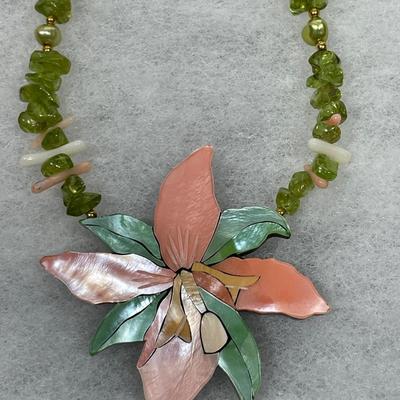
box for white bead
[308,138,352,164]
[20,140,87,167]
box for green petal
[200,288,261,396]
[90,293,165,355]
[92,292,167,354]
[81,214,164,266]
[203,207,290,264]
[219,341,253,400]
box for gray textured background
[1,0,399,399]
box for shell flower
[41,146,329,400]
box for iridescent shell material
[41,146,329,400]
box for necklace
[18,1,351,399]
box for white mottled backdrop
[0,1,399,399]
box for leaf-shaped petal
[40,252,175,304]
[219,340,253,400]
[91,291,168,354]
[137,287,218,400]
[214,257,330,319]
[90,293,163,355]
[154,146,221,270]
[203,207,290,264]
[81,215,164,266]
[200,288,261,396]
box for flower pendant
[41,146,329,400]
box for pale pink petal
[137,292,172,368]
[138,288,218,400]
[154,146,221,271]
[40,252,176,304]
[214,257,330,319]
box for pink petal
[137,287,218,400]
[214,257,330,319]
[40,252,176,304]
[154,146,221,271]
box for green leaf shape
[219,341,253,400]
[81,214,164,266]
[203,207,291,265]
[199,288,261,396]
[90,292,166,355]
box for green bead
[35,24,62,47]
[35,0,72,24]
[288,172,314,198]
[306,75,324,89]
[290,0,308,14]
[29,50,71,75]
[66,192,102,217]
[25,72,62,92]
[318,100,347,123]
[42,127,69,150]
[310,0,327,9]
[309,50,340,70]
[27,102,62,125]
[62,175,86,206]
[41,153,73,177]
[18,111,47,133]
[312,154,338,181]
[313,122,341,143]
[309,50,343,87]
[20,84,59,107]
[310,84,341,109]
[276,188,300,215]
[302,17,328,46]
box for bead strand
[18,0,101,217]
[276,0,351,215]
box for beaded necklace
[18,1,350,399]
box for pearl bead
[308,138,352,164]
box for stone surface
[0,0,399,399]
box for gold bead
[86,210,98,219]
[276,207,287,216]
[47,16,55,25]
[317,40,327,50]
[309,8,319,18]
[43,44,52,52]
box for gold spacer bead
[86,210,98,219]
[309,8,319,18]
[317,40,327,50]
[43,44,52,52]
[276,207,287,217]
[47,16,55,25]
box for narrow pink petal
[138,288,218,400]
[40,252,176,304]
[214,257,330,319]
[154,146,221,271]
[137,292,172,368]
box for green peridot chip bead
[302,17,328,46]
[288,172,314,198]
[20,84,59,107]
[318,100,347,123]
[35,24,62,47]
[27,102,62,125]
[66,192,102,217]
[41,153,73,177]
[306,75,324,89]
[310,84,341,109]
[25,72,62,92]
[309,50,343,87]
[312,154,338,181]
[42,127,69,150]
[62,175,86,206]
[313,122,341,143]
[35,0,72,24]
[290,0,309,15]
[18,111,48,133]
[310,0,327,9]
[276,188,300,215]
[309,50,340,70]
[29,50,71,75]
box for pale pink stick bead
[31,116,76,149]
[304,164,329,189]
[324,113,342,126]
[32,161,92,193]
